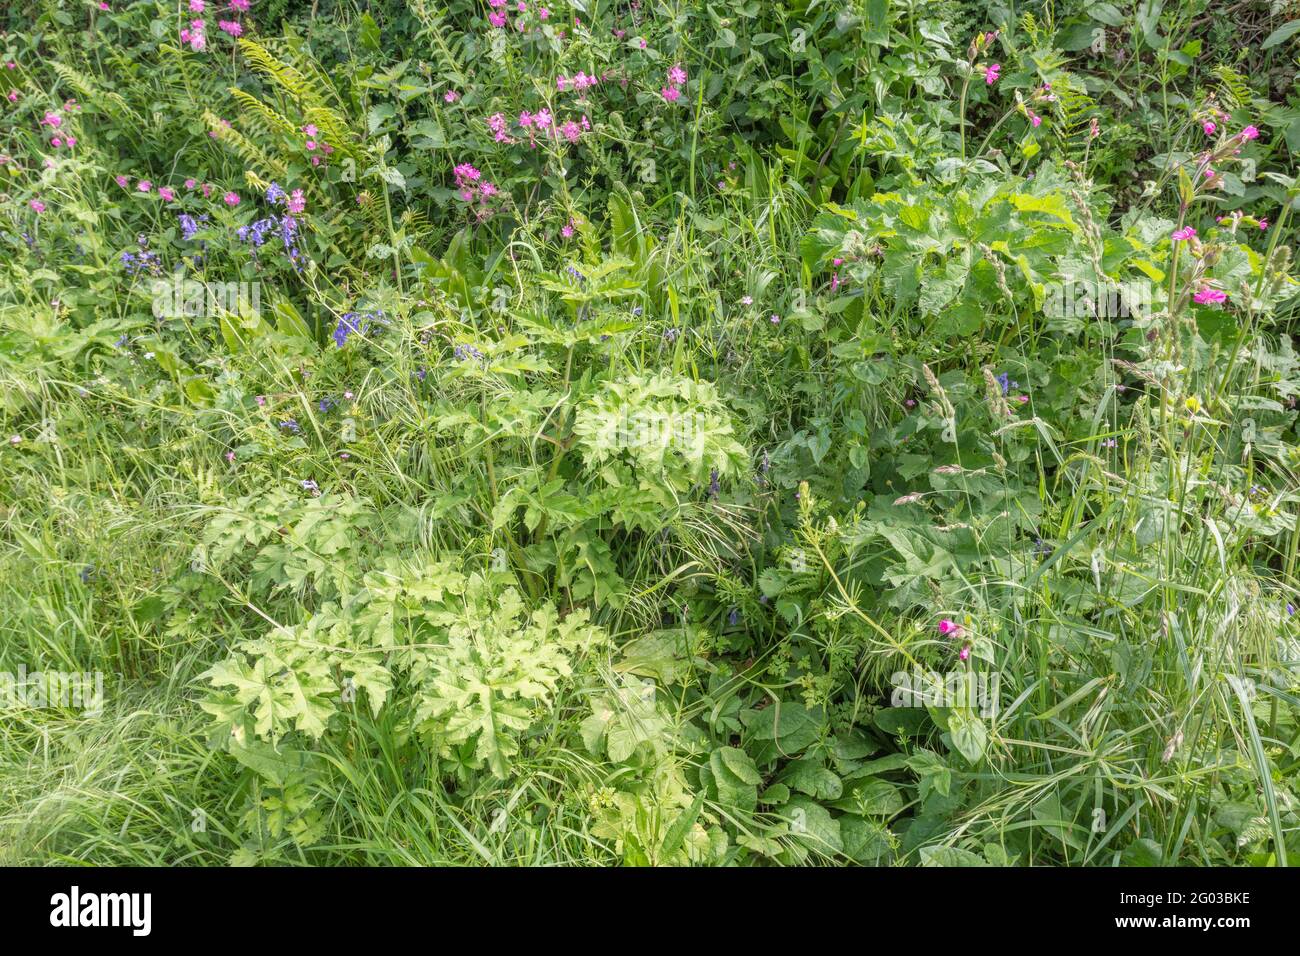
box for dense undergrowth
[2,0,1300,866]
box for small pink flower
[488,11,507,26]
[115,175,129,188]
[1171,226,1196,242]
[958,646,971,661]
[201,183,213,197]
[556,75,569,92]
[185,178,197,189]
[223,191,240,206]
[41,111,62,127]
[231,0,249,10]
[305,139,317,151]
[1239,125,1260,141]
[137,180,152,192]
[769,314,780,325]
[667,64,687,86]
[287,189,305,214]
[302,123,318,137]
[444,90,459,103]
[225,451,236,462]
[98,1,109,9]
[158,187,176,201]
[189,0,204,11]
[984,63,1000,85]
[539,6,549,19]
[218,19,242,36]
[561,223,574,238]
[1259,218,1269,231]
[28,199,45,213]
[51,137,62,148]
[66,136,76,147]
[1193,287,1227,305]
[938,619,957,635]
[1027,109,1041,128]
[255,395,266,406]
[661,85,680,102]
[1202,120,1216,136]
[6,90,16,103]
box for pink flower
[51,137,62,148]
[28,199,45,213]
[958,646,971,661]
[518,110,534,128]
[6,90,17,102]
[66,136,76,147]
[556,75,569,91]
[230,0,250,10]
[661,85,680,102]
[223,191,240,206]
[1239,125,1260,141]
[1202,120,1216,136]
[1027,109,1041,128]
[534,108,552,128]
[201,183,212,197]
[938,619,958,635]
[444,90,459,103]
[115,175,129,188]
[159,187,176,201]
[667,64,687,86]
[539,7,549,19]
[488,11,506,26]
[185,178,197,189]
[189,0,204,11]
[302,123,318,137]
[770,314,780,325]
[984,63,1000,85]
[560,120,581,142]
[1193,287,1227,305]
[304,139,317,151]
[41,111,61,127]
[1259,218,1269,231]
[1171,226,1196,242]
[287,189,305,214]
[218,19,242,36]
[137,180,152,192]
[561,223,574,238]
[98,1,109,9]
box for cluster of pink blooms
[180,18,206,51]
[486,112,512,143]
[181,1,251,50]
[938,619,972,660]
[116,175,218,201]
[301,123,335,166]
[661,63,687,102]
[517,109,590,145]
[452,162,500,219]
[486,0,549,30]
[556,71,599,94]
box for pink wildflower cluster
[517,109,590,145]
[486,112,513,143]
[218,19,243,36]
[180,18,206,51]
[556,71,598,94]
[938,618,972,660]
[453,162,501,219]
[661,63,687,103]
[301,123,335,167]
